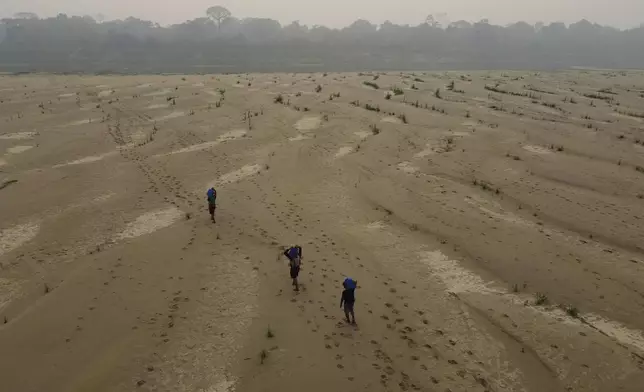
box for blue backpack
[288,247,300,259]
[207,188,216,200]
[344,278,357,290]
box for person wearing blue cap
[340,278,357,325]
[206,187,217,223]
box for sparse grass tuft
[583,92,612,102]
[363,81,380,89]
[385,93,392,100]
[598,87,617,95]
[315,85,322,93]
[260,349,268,364]
[365,103,380,112]
[564,305,580,318]
[434,88,442,99]
[370,124,381,135]
[185,212,192,220]
[534,292,549,306]
[512,283,519,293]
[489,104,506,112]
[266,326,275,338]
[398,113,408,124]
[617,109,644,119]
[392,87,404,96]
[44,283,50,294]
[274,94,283,104]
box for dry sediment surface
[1,70,644,392]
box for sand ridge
[115,207,184,240]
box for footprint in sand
[0,221,40,258]
[115,207,183,240]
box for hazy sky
[2,0,644,29]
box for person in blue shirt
[283,245,302,291]
[206,187,217,223]
[340,278,357,325]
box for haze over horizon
[2,0,644,29]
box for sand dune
[2,71,644,392]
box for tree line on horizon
[1,7,644,73]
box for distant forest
[1,7,644,73]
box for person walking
[340,278,357,325]
[283,245,302,291]
[206,187,217,223]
